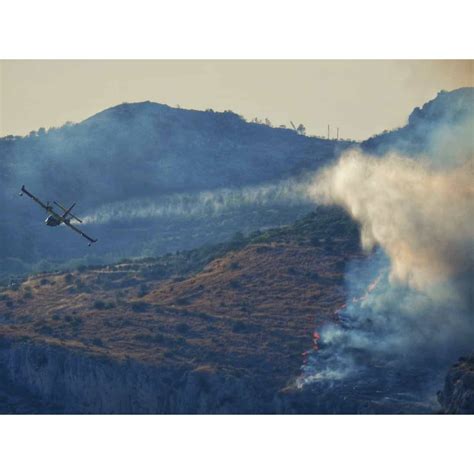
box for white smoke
[299,132,474,407]
[82,179,311,225]
[308,150,474,291]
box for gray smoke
[298,120,474,410]
[308,150,473,291]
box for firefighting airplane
[19,185,98,246]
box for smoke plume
[308,150,474,291]
[300,136,473,411]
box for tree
[297,124,306,135]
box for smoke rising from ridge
[308,150,474,291]
[300,130,473,409]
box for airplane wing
[63,220,98,245]
[20,185,52,212]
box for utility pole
[327,124,330,139]
[337,127,339,140]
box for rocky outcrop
[438,354,474,414]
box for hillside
[1,88,471,278]
[1,88,472,413]
[0,208,361,413]
[0,103,350,276]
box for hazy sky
[0,60,472,140]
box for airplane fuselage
[45,215,61,226]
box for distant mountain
[1,102,347,207]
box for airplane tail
[54,201,83,223]
[63,202,76,218]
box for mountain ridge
[361,87,473,155]
[1,87,471,277]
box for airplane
[19,185,98,246]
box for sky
[0,60,472,140]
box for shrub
[176,323,190,334]
[176,297,190,306]
[134,333,164,344]
[91,337,104,347]
[93,300,107,310]
[38,324,53,336]
[65,315,82,327]
[64,273,74,284]
[131,301,149,313]
[93,300,115,310]
[229,279,241,289]
[232,321,248,333]
[305,271,319,282]
[194,311,213,321]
